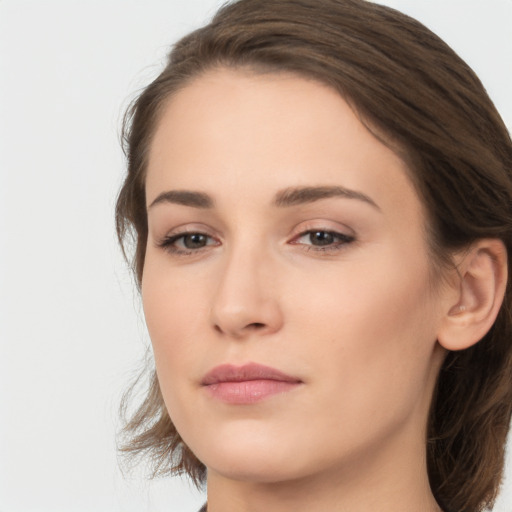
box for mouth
[201,363,303,404]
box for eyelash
[157,229,355,256]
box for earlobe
[438,239,508,351]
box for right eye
[157,232,219,255]
[289,229,355,253]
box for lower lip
[203,379,301,404]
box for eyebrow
[148,185,380,211]
[148,190,214,209]
[273,186,380,210]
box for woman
[116,1,512,511]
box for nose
[210,246,284,339]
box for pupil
[311,231,333,246]
[184,234,207,249]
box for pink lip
[201,363,302,404]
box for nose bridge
[211,234,282,338]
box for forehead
[146,67,421,221]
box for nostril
[213,322,266,335]
[248,322,266,330]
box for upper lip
[201,363,302,385]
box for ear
[437,239,508,351]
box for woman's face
[143,68,449,485]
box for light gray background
[1,1,511,511]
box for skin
[142,68,456,512]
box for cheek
[141,258,210,388]
[142,273,202,343]
[141,265,218,442]
[288,245,439,408]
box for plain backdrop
[1,1,511,511]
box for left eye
[178,233,211,249]
[158,232,218,254]
[293,230,355,249]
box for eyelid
[156,222,219,241]
[289,220,355,239]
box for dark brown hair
[116,1,512,511]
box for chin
[187,425,313,484]
[206,455,311,485]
